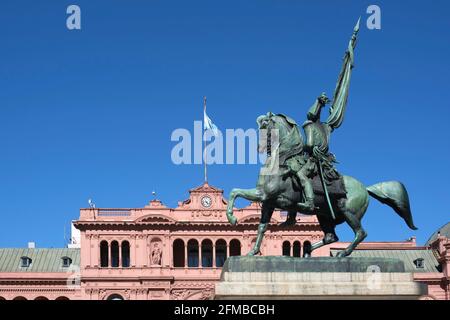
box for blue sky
[0,1,449,247]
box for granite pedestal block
[214,256,427,300]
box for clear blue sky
[0,1,449,247]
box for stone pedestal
[214,256,427,300]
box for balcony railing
[97,209,131,217]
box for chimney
[28,242,36,249]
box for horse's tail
[367,181,417,230]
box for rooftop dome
[425,222,450,246]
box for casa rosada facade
[0,183,449,300]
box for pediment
[189,182,223,194]
[135,214,176,224]
[242,202,260,210]
[144,199,168,209]
[176,182,227,210]
[238,214,276,224]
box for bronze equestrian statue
[225,19,417,258]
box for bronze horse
[225,114,417,257]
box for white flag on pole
[203,109,219,136]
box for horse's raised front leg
[248,203,274,256]
[226,188,263,225]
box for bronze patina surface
[225,19,417,258]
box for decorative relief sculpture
[150,241,163,266]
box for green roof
[0,248,80,272]
[331,249,440,273]
[0,247,440,273]
[426,222,450,246]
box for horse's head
[257,112,301,154]
[257,112,275,154]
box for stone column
[136,234,146,267]
[84,233,92,268]
[143,235,148,267]
[169,237,173,267]
[163,234,169,267]
[184,243,188,268]
[131,235,136,267]
[86,234,91,267]
[92,235,99,267]
[119,242,122,267]
[213,244,216,268]
[108,241,111,267]
[199,242,202,268]
[135,235,141,267]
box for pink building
[0,182,449,300]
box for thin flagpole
[203,96,208,183]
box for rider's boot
[296,174,315,213]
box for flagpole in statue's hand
[326,17,361,132]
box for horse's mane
[273,114,297,132]
[271,114,304,147]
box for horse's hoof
[247,250,260,256]
[336,251,348,258]
[279,219,295,228]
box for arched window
[100,241,109,267]
[293,241,301,257]
[187,239,199,267]
[201,239,213,267]
[0,297,6,300]
[111,241,119,267]
[215,239,227,267]
[229,239,241,256]
[55,296,70,300]
[13,296,27,300]
[173,239,185,267]
[121,241,130,267]
[107,294,124,300]
[282,241,291,256]
[303,241,312,257]
[34,296,49,300]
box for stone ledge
[222,271,414,282]
[215,272,427,300]
[221,256,405,277]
